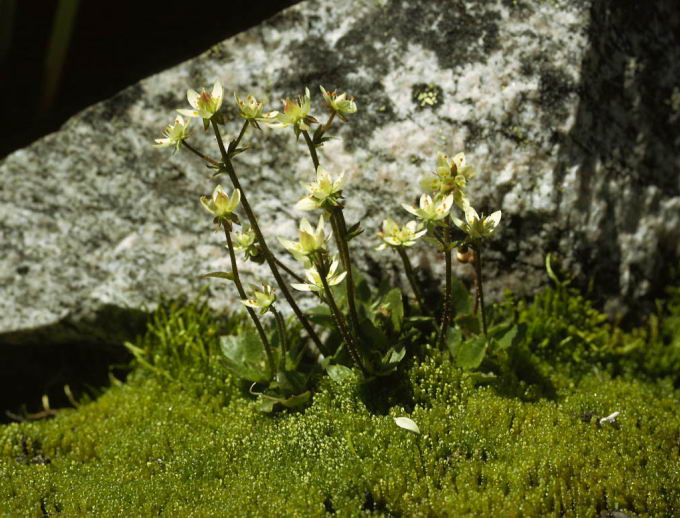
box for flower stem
[300,129,361,337]
[320,111,336,134]
[301,130,320,169]
[335,210,361,331]
[211,120,327,356]
[328,210,361,336]
[397,247,432,319]
[182,140,221,167]
[233,120,249,149]
[222,223,275,378]
[271,306,287,372]
[319,265,368,376]
[437,226,453,349]
[472,243,488,336]
[273,256,306,285]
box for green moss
[1,285,679,516]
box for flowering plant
[154,81,511,410]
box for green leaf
[326,364,356,383]
[219,332,269,383]
[255,397,276,413]
[359,318,388,352]
[383,288,404,332]
[405,315,435,323]
[445,326,463,355]
[200,271,235,281]
[455,313,481,336]
[254,391,311,413]
[489,322,526,350]
[383,346,406,366]
[353,267,371,303]
[279,391,311,408]
[345,221,364,241]
[451,276,472,315]
[274,370,308,396]
[464,371,498,386]
[453,335,488,370]
[306,305,334,328]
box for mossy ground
[2,283,680,517]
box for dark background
[0,0,301,160]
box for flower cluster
[420,152,473,210]
[397,151,501,244]
[153,79,508,396]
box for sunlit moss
[1,284,679,516]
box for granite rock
[1,0,679,346]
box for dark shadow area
[358,369,416,416]
[552,0,680,311]
[0,0,301,159]
[0,341,131,424]
[0,305,148,423]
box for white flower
[452,205,501,240]
[241,284,276,315]
[264,88,317,131]
[234,93,265,121]
[435,152,470,178]
[177,81,223,120]
[402,193,454,224]
[200,185,240,218]
[152,116,191,152]
[234,227,256,251]
[294,166,345,211]
[233,226,261,261]
[278,215,330,263]
[394,417,420,434]
[291,258,347,292]
[320,85,357,119]
[376,219,426,250]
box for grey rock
[1,0,679,346]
